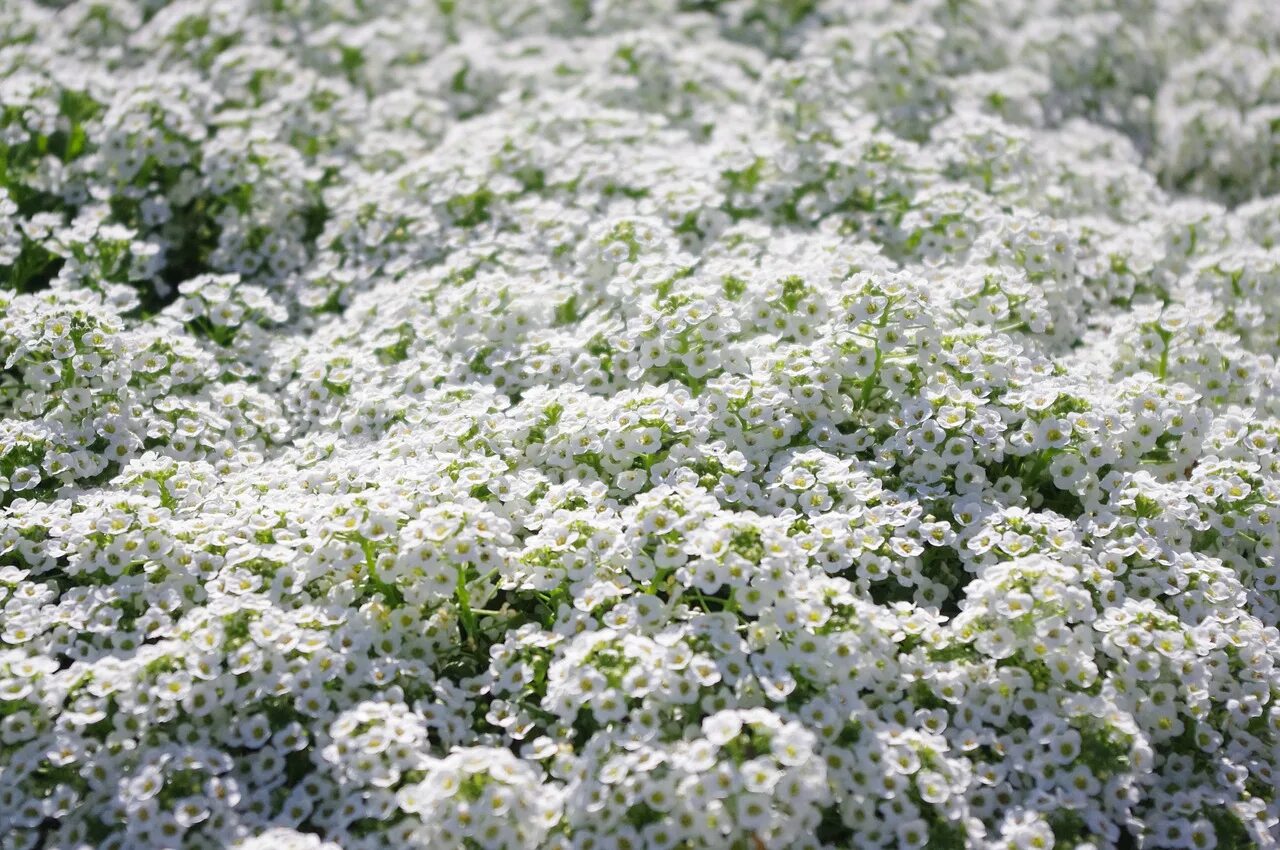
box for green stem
[858,299,895,409]
[456,564,479,648]
[1156,328,1171,381]
[359,538,402,605]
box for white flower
[4,3,1280,849]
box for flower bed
[3,1,1280,849]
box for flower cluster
[4,1,1280,849]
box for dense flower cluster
[3,1,1280,848]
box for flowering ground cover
[3,1,1280,848]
